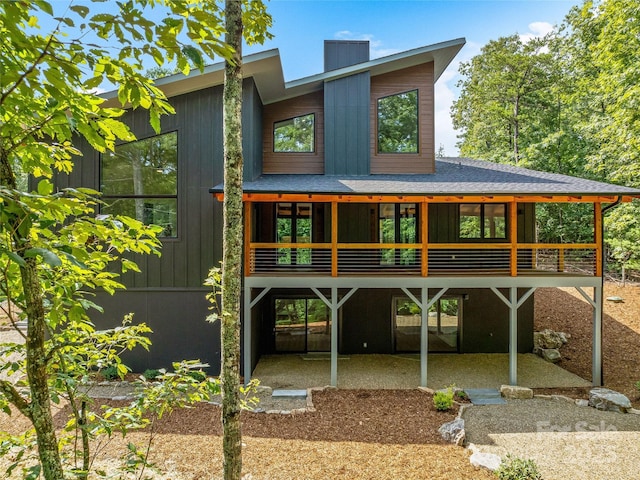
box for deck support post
[593,284,603,386]
[243,285,251,386]
[575,285,603,386]
[331,287,338,387]
[490,286,520,385]
[420,288,428,387]
[509,286,518,385]
[402,287,448,388]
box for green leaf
[5,251,26,267]
[70,4,90,17]
[37,179,54,196]
[182,45,203,69]
[24,248,62,267]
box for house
[62,38,640,387]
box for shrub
[495,455,543,480]
[143,369,162,381]
[433,387,454,411]
[455,389,469,401]
[634,380,640,393]
[102,365,119,381]
[186,370,207,382]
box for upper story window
[377,89,419,154]
[101,131,178,238]
[459,203,506,240]
[273,113,315,153]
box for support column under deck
[593,284,603,386]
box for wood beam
[331,201,338,277]
[594,202,603,277]
[213,192,633,204]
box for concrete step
[465,388,506,405]
[272,389,307,398]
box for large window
[101,131,178,237]
[459,203,506,240]
[273,113,315,152]
[377,89,419,153]
[379,203,417,265]
[276,203,312,265]
[274,297,330,352]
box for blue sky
[245,0,578,154]
[42,0,578,154]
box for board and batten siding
[324,72,371,175]
[262,91,324,174]
[370,63,435,174]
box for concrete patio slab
[251,353,591,390]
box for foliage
[0,0,272,478]
[433,386,455,411]
[451,0,640,275]
[634,380,640,393]
[495,455,543,480]
[274,114,315,152]
[378,90,419,153]
[102,365,121,381]
[143,368,162,381]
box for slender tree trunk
[221,1,244,479]
[0,150,65,479]
[22,259,65,480]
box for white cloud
[519,21,554,43]
[333,31,400,59]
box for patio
[251,353,591,390]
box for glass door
[274,298,330,352]
[393,296,460,352]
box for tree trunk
[221,1,244,479]
[22,259,66,480]
[0,150,65,479]
[513,95,520,164]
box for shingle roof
[211,157,640,197]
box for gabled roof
[211,157,640,198]
[103,38,465,105]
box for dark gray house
[65,38,639,387]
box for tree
[452,34,558,166]
[0,1,269,478]
[220,1,271,479]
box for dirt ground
[0,284,639,479]
[534,284,640,405]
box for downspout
[598,196,623,386]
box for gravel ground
[463,397,640,480]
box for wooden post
[510,200,518,276]
[244,201,252,276]
[421,201,428,277]
[594,202,603,277]
[331,201,338,277]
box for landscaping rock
[533,329,568,349]
[575,399,590,407]
[500,385,533,399]
[468,445,501,471]
[541,348,562,363]
[439,418,465,445]
[588,388,632,413]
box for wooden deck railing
[246,242,600,277]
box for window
[274,113,315,152]
[377,89,419,153]
[276,203,312,265]
[379,203,417,265]
[101,131,178,237]
[459,203,506,240]
[274,297,330,352]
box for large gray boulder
[439,418,465,445]
[533,329,568,350]
[588,388,632,413]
